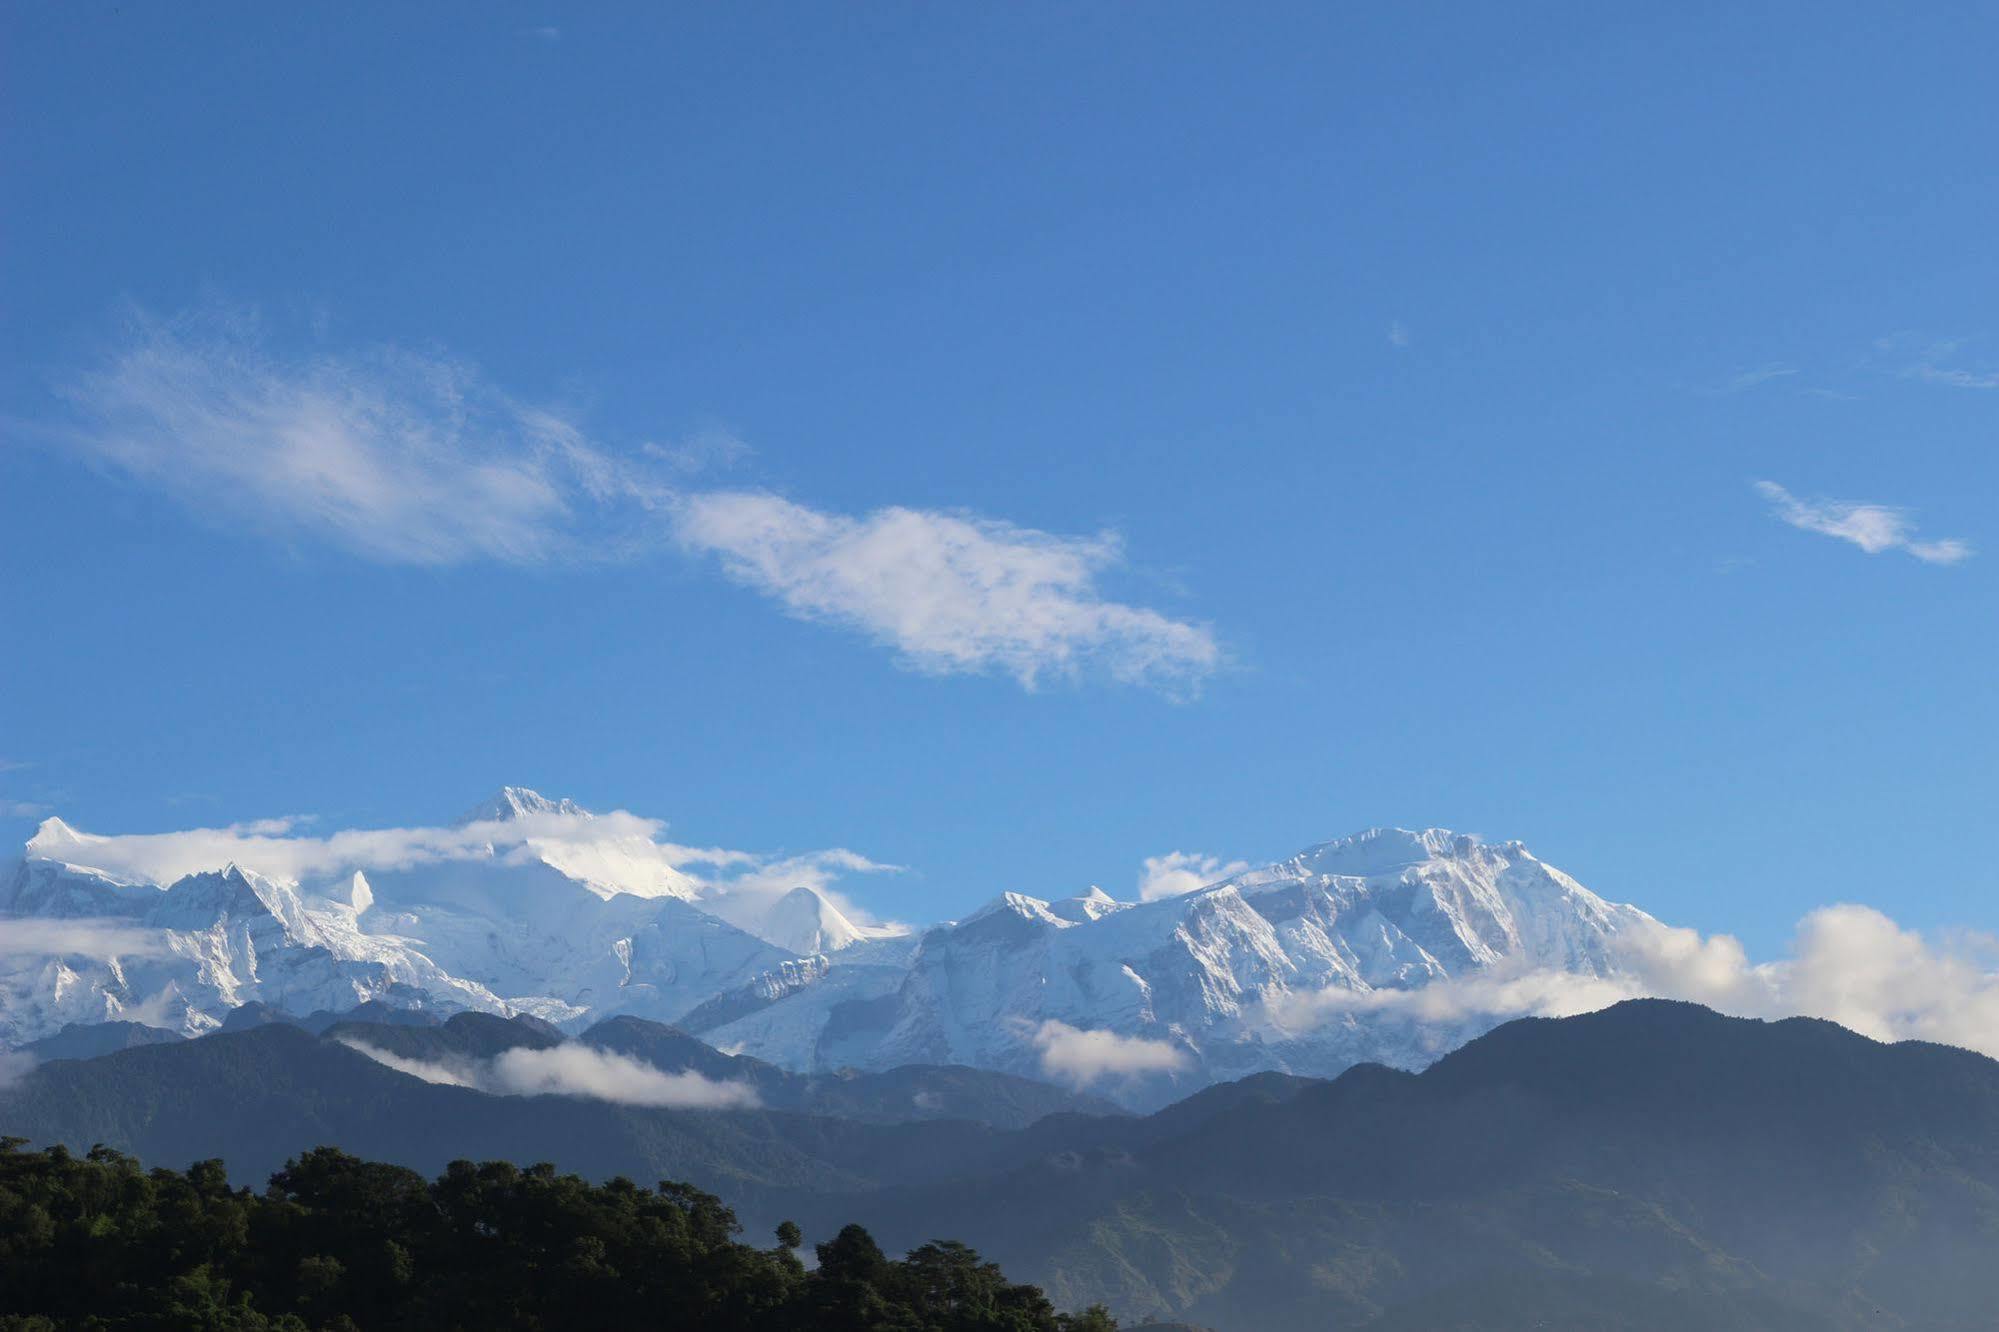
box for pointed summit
[1049,885,1126,923]
[761,885,868,955]
[25,815,90,859]
[455,786,588,826]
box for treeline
[0,1138,1115,1331]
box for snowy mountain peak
[964,890,1069,929]
[1048,886,1127,924]
[455,786,588,825]
[23,816,123,876]
[756,885,909,955]
[1293,826,1480,873]
[332,871,373,914]
[762,886,866,955]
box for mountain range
[7,1000,1998,1329]
[1,788,1662,1105]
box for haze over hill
[8,1001,1999,1329]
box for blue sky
[2,2,1993,952]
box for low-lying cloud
[337,1038,761,1110]
[1137,850,1251,902]
[1264,907,1999,1060]
[1754,480,1971,565]
[1032,1019,1193,1088]
[0,918,169,960]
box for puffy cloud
[487,1045,761,1109]
[1137,850,1251,902]
[1031,1020,1192,1088]
[674,491,1221,695]
[1754,481,1971,565]
[0,918,169,960]
[336,1038,760,1110]
[1264,908,1999,1060]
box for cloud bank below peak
[46,308,1217,695]
[1264,906,1999,1062]
[337,1038,761,1110]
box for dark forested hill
[0,1140,1115,1331]
[8,1001,1999,1330]
[842,1001,1999,1330]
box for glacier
[0,789,1656,1105]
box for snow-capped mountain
[758,886,908,956]
[0,791,801,1045]
[1,794,1656,1105]
[688,828,1654,1099]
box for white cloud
[335,1038,479,1088]
[489,1044,760,1108]
[1264,908,1999,1061]
[1754,480,1971,565]
[48,309,1214,697]
[54,308,664,566]
[1387,321,1412,349]
[1137,850,1250,902]
[675,491,1219,694]
[2,801,51,818]
[25,803,896,926]
[0,918,169,960]
[336,1037,760,1109]
[1031,1019,1192,1088]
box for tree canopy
[0,1137,1116,1332]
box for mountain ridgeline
[8,1001,1999,1329]
[2,799,1657,1106]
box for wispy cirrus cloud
[1875,332,1999,390]
[52,308,663,565]
[1753,480,1970,565]
[674,492,1221,694]
[1708,363,1798,394]
[44,308,1216,696]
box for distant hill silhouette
[8,1001,1999,1328]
